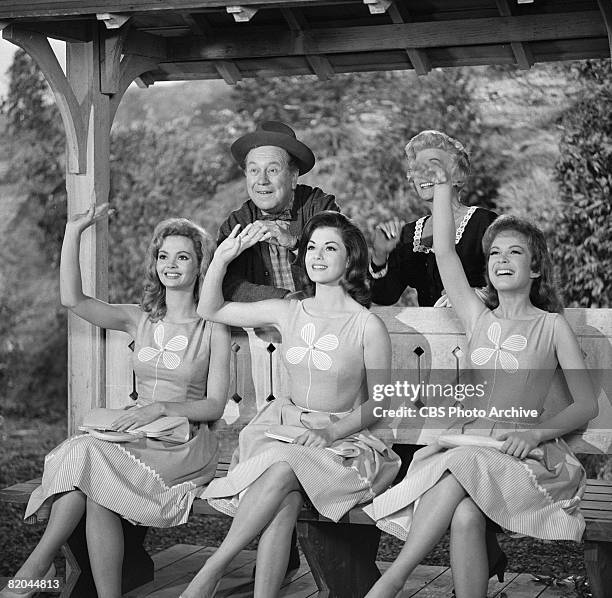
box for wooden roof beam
[597,0,612,59]
[281,7,334,80]
[387,2,430,75]
[168,12,605,61]
[495,0,533,69]
[0,1,349,20]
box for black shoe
[449,551,508,597]
[489,551,508,582]
[252,529,300,578]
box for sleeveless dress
[24,314,220,527]
[202,300,401,522]
[364,310,587,541]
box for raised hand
[411,157,452,187]
[66,202,110,235]
[215,223,271,264]
[372,218,405,265]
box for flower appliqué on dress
[470,322,527,373]
[286,323,339,370]
[286,323,339,407]
[138,324,188,370]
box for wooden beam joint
[96,13,131,30]
[363,0,392,15]
[227,6,258,23]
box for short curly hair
[295,211,371,308]
[481,215,563,314]
[405,130,471,194]
[141,218,215,322]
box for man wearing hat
[216,122,339,576]
[218,121,339,301]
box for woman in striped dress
[1,207,230,598]
[363,152,598,598]
[181,211,400,598]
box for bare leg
[450,498,488,598]
[182,462,301,598]
[9,491,86,581]
[254,490,303,598]
[365,473,467,598]
[86,498,124,598]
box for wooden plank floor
[123,545,579,598]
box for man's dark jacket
[218,184,339,302]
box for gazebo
[1,2,611,597]
[0,0,610,433]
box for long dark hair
[141,218,215,322]
[295,211,371,308]
[482,215,563,313]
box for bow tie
[259,208,293,222]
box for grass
[0,416,593,596]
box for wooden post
[64,29,110,435]
[3,23,160,434]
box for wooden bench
[2,307,611,598]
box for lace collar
[413,206,477,254]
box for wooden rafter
[495,0,533,69]
[281,6,334,80]
[215,60,242,84]
[386,1,430,76]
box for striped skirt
[201,397,400,522]
[363,418,586,542]
[24,427,218,527]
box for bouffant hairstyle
[141,218,215,322]
[295,211,371,308]
[405,130,471,197]
[482,215,563,314]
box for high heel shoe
[449,553,507,597]
[488,551,508,582]
[0,564,56,598]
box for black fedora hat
[231,121,315,175]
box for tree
[550,60,612,307]
[0,50,67,419]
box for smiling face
[305,226,348,285]
[245,146,299,213]
[156,235,199,291]
[487,231,540,292]
[409,147,457,203]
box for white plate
[88,429,144,442]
